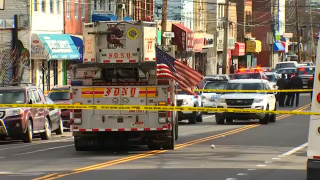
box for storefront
[231,42,245,70]
[244,40,262,68]
[194,33,205,74]
[273,42,285,66]
[171,23,194,68]
[201,33,214,76]
[31,34,80,91]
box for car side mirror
[29,99,33,104]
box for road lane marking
[272,158,281,160]
[257,165,267,167]
[14,144,74,156]
[0,138,73,151]
[237,173,247,176]
[203,115,215,119]
[35,104,310,180]
[32,173,58,180]
[282,142,308,156]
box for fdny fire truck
[70,21,177,151]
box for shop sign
[203,34,214,48]
[172,23,194,52]
[246,40,256,53]
[31,34,48,59]
[194,33,203,52]
[228,37,235,49]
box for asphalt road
[0,95,312,180]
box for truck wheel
[55,118,64,135]
[259,106,270,124]
[188,112,197,124]
[196,112,203,122]
[215,115,225,124]
[74,137,87,151]
[163,126,176,150]
[269,104,277,123]
[22,120,33,143]
[40,117,52,140]
[226,118,233,123]
[175,116,179,141]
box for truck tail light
[73,102,82,125]
[317,93,320,103]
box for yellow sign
[246,40,262,53]
[127,27,139,40]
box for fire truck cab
[70,21,177,151]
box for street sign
[163,32,175,38]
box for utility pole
[222,1,229,74]
[117,0,124,21]
[310,6,315,62]
[295,0,301,62]
[161,0,167,45]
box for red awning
[172,23,194,52]
[231,42,245,56]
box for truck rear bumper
[307,159,320,180]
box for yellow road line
[34,104,310,180]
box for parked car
[299,62,314,66]
[45,97,63,135]
[275,61,299,69]
[0,86,51,143]
[297,66,315,89]
[47,86,71,129]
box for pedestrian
[276,73,288,107]
[230,63,235,74]
[307,74,314,104]
[285,74,292,106]
[290,72,304,107]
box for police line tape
[44,89,313,93]
[0,104,314,116]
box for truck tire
[215,115,225,124]
[188,112,197,124]
[175,116,179,141]
[22,120,33,143]
[40,117,51,140]
[163,125,176,150]
[226,118,233,123]
[74,137,87,151]
[196,112,203,122]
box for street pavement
[0,95,312,180]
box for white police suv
[176,86,203,124]
[215,79,276,125]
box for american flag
[156,47,203,96]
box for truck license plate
[117,117,123,123]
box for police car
[176,85,203,124]
[215,79,276,124]
[201,76,229,113]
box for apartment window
[74,1,79,19]
[34,0,38,11]
[55,0,60,14]
[66,0,70,18]
[81,0,85,19]
[100,0,106,11]
[41,0,46,13]
[94,0,97,10]
[49,0,53,13]
[146,0,150,15]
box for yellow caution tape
[44,89,313,93]
[0,104,313,116]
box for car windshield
[48,91,70,101]
[233,73,261,79]
[225,83,264,93]
[298,67,315,75]
[266,74,276,82]
[0,90,25,104]
[278,68,296,74]
[203,81,228,92]
[46,97,54,104]
[276,63,295,69]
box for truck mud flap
[0,119,8,136]
[307,159,320,180]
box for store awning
[92,14,132,22]
[172,23,194,52]
[70,35,83,61]
[37,34,80,60]
[273,42,285,52]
